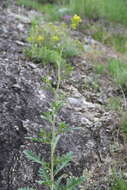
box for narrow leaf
[38,167,50,182]
[23,150,42,164]
[54,152,73,176]
[25,137,50,144]
[37,180,52,186]
[65,176,84,190]
[56,174,68,185]
[52,135,61,152]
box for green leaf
[37,165,52,187]
[65,176,84,190]
[57,122,69,134]
[38,166,50,182]
[23,150,43,165]
[54,152,73,176]
[41,111,53,123]
[57,122,82,134]
[54,178,65,190]
[25,137,51,144]
[37,180,52,186]
[55,174,68,186]
[52,135,61,152]
[39,128,52,139]
[69,127,83,131]
[52,100,63,112]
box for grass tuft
[108,59,127,87]
[111,174,127,190]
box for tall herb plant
[18,50,84,190]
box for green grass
[107,97,123,112]
[92,26,127,53]
[17,0,44,11]
[94,63,105,74]
[108,59,127,87]
[95,59,127,88]
[94,59,127,90]
[112,35,127,53]
[17,0,65,21]
[69,0,127,26]
[120,112,127,135]
[80,21,127,54]
[111,174,127,190]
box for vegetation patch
[19,14,84,189]
[111,173,127,190]
[94,59,127,89]
[120,112,127,135]
[69,0,127,26]
[25,21,82,69]
[17,0,71,21]
[108,59,127,88]
[106,97,123,112]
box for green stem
[51,116,55,190]
[50,51,62,190]
[56,61,61,94]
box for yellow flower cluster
[72,14,82,22]
[28,35,44,43]
[36,35,44,43]
[71,14,82,30]
[51,35,60,42]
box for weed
[112,35,127,53]
[69,0,102,18]
[25,21,82,68]
[17,0,70,21]
[108,59,127,88]
[71,14,82,29]
[120,112,127,135]
[69,0,127,26]
[17,0,44,11]
[91,25,112,45]
[107,97,123,112]
[94,59,127,110]
[85,23,127,54]
[111,173,127,190]
[18,8,84,189]
[19,49,84,190]
[94,63,105,74]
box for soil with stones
[0,1,127,190]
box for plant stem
[51,114,55,190]
[50,56,61,190]
[56,61,61,93]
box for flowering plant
[26,22,83,66]
[71,14,82,29]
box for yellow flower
[36,35,44,43]
[71,23,77,29]
[71,14,82,29]
[72,14,82,23]
[51,35,60,42]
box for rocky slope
[0,1,127,190]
